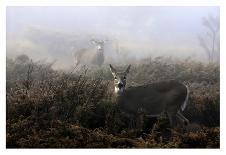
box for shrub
[6,55,220,148]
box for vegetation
[6,55,220,148]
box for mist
[6,6,219,69]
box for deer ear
[125,65,131,74]
[109,64,116,76]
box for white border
[0,0,6,152]
[0,0,224,6]
[1,0,225,155]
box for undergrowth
[6,55,220,148]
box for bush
[6,55,220,148]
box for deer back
[117,80,187,115]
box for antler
[90,38,108,45]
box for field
[6,55,220,148]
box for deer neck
[114,86,123,94]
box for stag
[74,39,106,67]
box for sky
[6,6,220,68]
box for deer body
[109,64,189,127]
[74,39,105,67]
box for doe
[109,64,189,128]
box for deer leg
[129,115,136,129]
[136,113,144,131]
[176,111,189,125]
[167,112,177,128]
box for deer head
[90,39,106,51]
[109,64,131,95]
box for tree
[15,54,30,64]
[198,15,220,64]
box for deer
[74,39,106,67]
[109,64,189,130]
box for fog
[6,6,219,69]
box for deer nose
[118,83,124,89]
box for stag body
[109,64,189,127]
[74,39,105,67]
